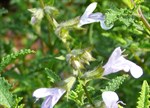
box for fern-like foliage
[68,83,85,106]
[0,49,35,73]
[14,97,25,108]
[137,80,150,108]
[101,74,129,92]
[0,77,15,107]
[45,68,61,83]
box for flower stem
[137,6,150,31]
[130,0,150,31]
[82,84,95,107]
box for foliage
[0,0,150,108]
[137,80,150,108]
[101,74,129,92]
[0,49,35,73]
[0,77,15,107]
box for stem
[137,6,150,31]
[82,84,95,107]
[130,0,150,31]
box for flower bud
[81,66,104,80]
[28,8,44,25]
[61,76,76,92]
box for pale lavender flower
[78,2,113,30]
[33,88,66,108]
[103,47,143,78]
[102,91,123,108]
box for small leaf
[0,77,15,107]
[46,0,55,5]
[101,74,129,92]
[55,55,65,60]
[45,68,61,83]
[137,80,150,108]
[0,49,35,73]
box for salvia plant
[0,0,150,108]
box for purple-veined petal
[79,17,100,27]
[41,88,66,108]
[79,12,105,27]
[102,91,119,108]
[81,2,97,18]
[88,12,105,21]
[41,96,53,108]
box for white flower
[78,2,113,30]
[33,88,66,108]
[102,91,119,108]
[103,47,143,78]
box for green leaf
[101,74,129,92]
[0,49,35,73]
[0,77,15,108]
[45,68,61,83]
[137,80,150,108]
[68,83,85,106]
[14,97,24,108]
[45,0,54,5]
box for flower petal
[33,88,53,98]
[102,91,119,108]
[41,96,53,108]
[81,2,97,18]
[100,20,113,30]
[125,60,143,78]
[78,17,99,27]
[41,88,66,108]
[88,12,105,21]
[103,47,122,75]
[103,47,143,78]
[33,88,65,98]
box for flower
[102,91,121,108]
[103,47,143,78]
[33,88,66,108]
[78,2,113,30]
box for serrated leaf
[14,97,24,108]
[45,68,61,83]
[0,49,35,72]
[101,74,129,92]
[137,80,150,108]
[0,77,15,107]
